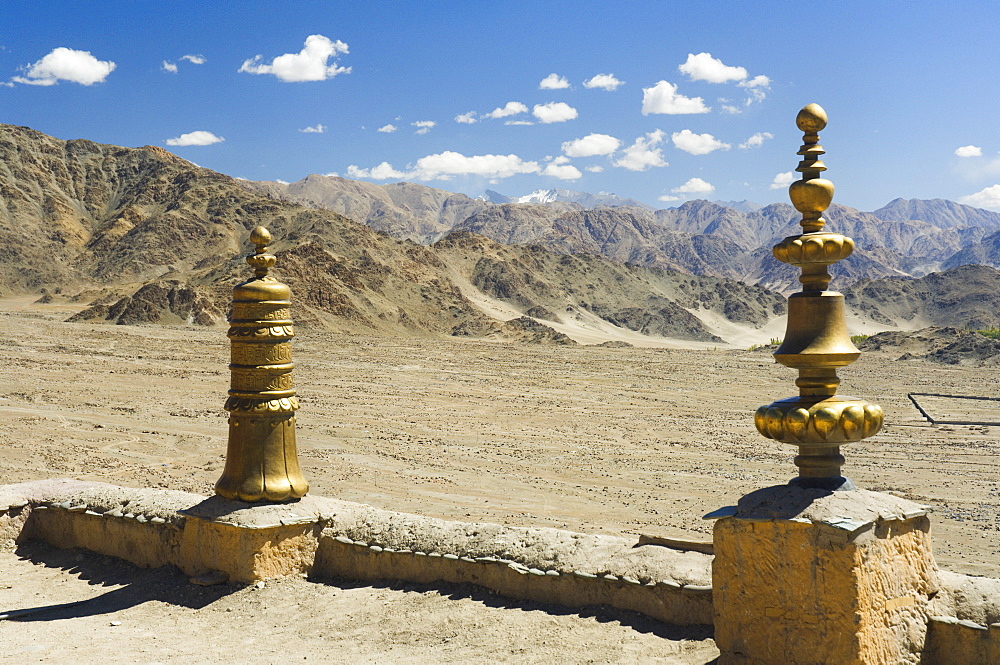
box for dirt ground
[2,297,1000,663]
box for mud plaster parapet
[7,478,1000,658]
[923,616,1000,663]
[0,479,712,626]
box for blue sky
[3,1,1000,211]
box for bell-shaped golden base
[774,291,859,366]
[215,414,309,502]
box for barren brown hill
[843,264,1000,329]
[435,232,786,342]
[0,124,492,334]
[858,326,1000,366]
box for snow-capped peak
[515,189,560,204]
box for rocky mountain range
[248,174,1000,294]
[0,124,790,344]
[6,124,1000,344]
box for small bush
[748,338,783,352]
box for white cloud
[739,76,771,106]
[585,165,604,173]
[740,74,769,89]
[671,129,730,155]
[505,120,534,126]
[377,124,397,133]
[455,111,477,124]
[483,101,528,119]
[672,177,715,195]
[583,73,624,91]
[613,130,668,171]
[960,185,1000,210]
[164,54,206,74]
[678,52,747,83]
[542,163,583,180]
[532,101,578,123]
[414,150,540,180]
[562,133,621,158]
[275,179,289,185]
[955,145,983,157]
[550,156,571,165]
[165,130,224,147]
[721,103,742,115]
[346,162,408,180]
[641,81,709,115]
[739,132,774,149]
[239,34,350,82]
[12,47,116,86]
[350,152,542,182]
[413,151,540,180]
[738,75,771,106]
[299,124,326,133]
[412,120,436,135]
[770,171,796,190]
[539,73,570,89]
[658,194,681,202]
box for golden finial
[215,226,308,502]
[250,225,271,248]
[246,225,277,278]
[754,104,883,491]
[789,103,834,234]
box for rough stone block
[712,486,939,665]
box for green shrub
[748,338,783,352]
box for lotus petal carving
[754,398,883,444]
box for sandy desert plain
[2,295,1000,663]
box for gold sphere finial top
[796,103,828,133]
[250,225,272,252]
[246,226,277,277]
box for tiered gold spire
[754,104,883,490]
[215,226,308,502]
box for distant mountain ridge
[712,200,764,213]
[244,174,487,243]
[872,198,1000,229]
[487,187,655,210]
[245,174,1000,292]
